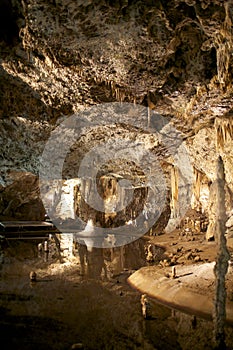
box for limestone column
[213,156,230,349]
[170,166,179,219]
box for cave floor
[0,228,233,350]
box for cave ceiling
[0,0,233,190]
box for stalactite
[120,90,125,102]
[115,87,119,100]
[147,107,151,128]
[99,176,106,199]
[84,178,89,201]
[110,178,117,197]
[100,176,111,199]
[215,117,233,150]
[100,176,118,200]
[192,167,203,211]
[74,184,81,217]
[91,76,132,102]
[215,2,233,87]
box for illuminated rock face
[74,174,148,229]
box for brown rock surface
[0,172,45,221]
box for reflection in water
[142,301,214,350]
[76,240,88,276]
[75,238,147,279]
[86,247,108,279]
[141,298,233,349]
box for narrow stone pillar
[213,156,230,349]
[170,166,179,219]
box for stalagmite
[146,244,155,263]
[29,271,37,282]
[170,166,179,219]
[44,240,49,262]
[206,180,217,241]
[172,266,176,279]
[38,243,43,258]
[140,294,152,319]
[213,156,230,349]
[147,107,150,128]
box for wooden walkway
[0,221,58,239]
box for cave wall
[0,172,45,220]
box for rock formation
[213,156,230,349]
[0,171,45,220]
[0,0,233,244]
